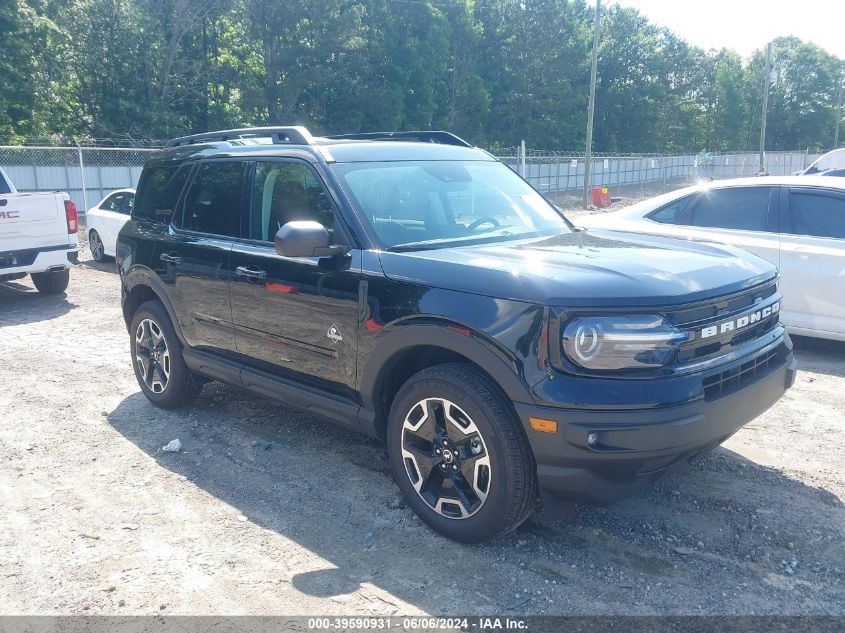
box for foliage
[2,0,842,151]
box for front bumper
[515,340,797,507]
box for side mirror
[274,221,348,258]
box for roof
[695,175,845,190]
[156,126,497,164]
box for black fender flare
[122,266,187,346]
[358,322,535,416]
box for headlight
[562,315,690,371]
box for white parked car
[797,148,845,177]
[578,177,845,342]
[86,188,134,261]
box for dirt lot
[1,256,843,616]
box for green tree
[4,0,844,151]
[0,0,55,137]
[748,37,842,151]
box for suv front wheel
[387,363,537,543]
[130,300,200,408]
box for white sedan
[86,189,134,262]
[578,177,845,342]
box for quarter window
[788,192,845,239]
[248,161,334,242]
[181,161,247,237]
[100,194,116,211]
[0,171,11,195]
[648,196,693,224]
[688,187,772,232]
[132,164,190,222]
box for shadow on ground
[791,335,845,379]
[78,258,117,273]
[106,383,844,615]
[0,281,75,326]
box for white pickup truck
[0,166,79,294]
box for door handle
[160,252,182,265]
[236,265,267,280]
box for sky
[609,0,845,60]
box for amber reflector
[529,417,558,433]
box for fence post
[519,140,526,178]
[73,139,88,212]
[555,154,561,193]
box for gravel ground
[0,255,843,616]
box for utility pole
[835,69,843,149]
[758,43,771,174]
[583,0,601,207]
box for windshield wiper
[386,241,440,252]
[387,230,522,252]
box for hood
[377,229,777,308]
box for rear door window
[787,190,845,240]
[115,193,134,215]
[180,161,247,237]
[687,187,773,232]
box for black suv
[118,127,796,543]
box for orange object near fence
[591,186,611,207]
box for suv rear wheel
[387,363,537,542]
[31,269,70,295]
[130,300,200,408]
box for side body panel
[229,243,362,399]
[778,186,845,339]
[355,250,545,435]
[150,226,237,356]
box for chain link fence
[0,143,821,216]
[497,148,820,206]
[0,145,158,216]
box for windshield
[331,160,571,249]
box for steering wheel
[466,216,501,232]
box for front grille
[671,280,781,365]
[702,346,781,400]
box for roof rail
[165,126,315,148]
[324,131,472,148]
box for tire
[387,363,538,543]
[88,229,108,262]
[129,299,200,409]
[30,269,70,295]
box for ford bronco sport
[117,127,796,543]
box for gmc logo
[0,210,20,220]
[701,301,780,339]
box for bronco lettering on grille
[701,302,780,339]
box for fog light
[587,432,599,447]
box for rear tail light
[64,200,78,234]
